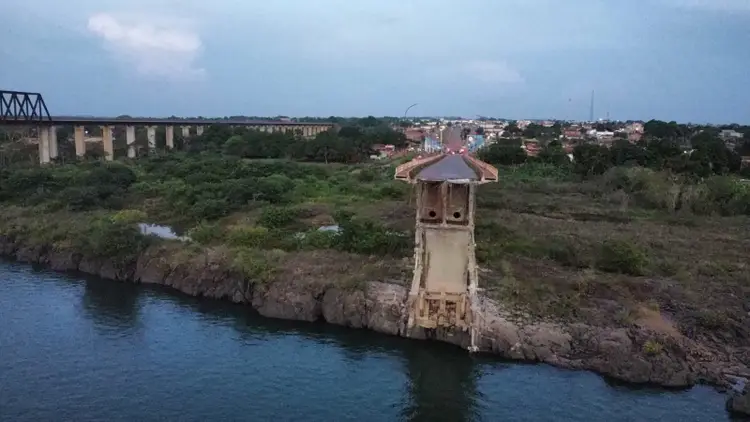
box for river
[0,261,733,421]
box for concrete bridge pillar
[196,126,204,136]
[165,125,174,149]
[102,125,114,161]
[38,127,50,164]
[74,125,86,157]
[48,126,58,159]
[181,126,190,137]
[126,125,136,158]
[146,126,156,152]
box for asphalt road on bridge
[441,126,465,151]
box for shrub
[545,237,591,268]
[230,248,284,283]
[73,218,150,263]
[597,239,649,276]
[258,206,299,229]
[226,226,271,248]
[187,221,225,244]
[334,212,410,256]
[300,229,339,250]
[642,339,663,355]
[111,209,148,224]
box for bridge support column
[74,125,86,157]
[102,125,114,161]
[38,127,50,164]
[48,126,58,160]
[196,126,204,136]
[165,125,174,149]
[126,125,136,158]
[146,126,156,152]
[181,126,190,137]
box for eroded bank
[1,234,748,414]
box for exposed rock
[47,250,81,272]
[727,384,750,416]
[2,238,748,404]
[253,280,326,322]
[15,245,44,264]
[362,282,407,336]
[0,235,16,256]
[321,287,367,328]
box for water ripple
[0,262,731,422]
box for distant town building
[627,122,644,133]
[720,130,743,140]
[564,128,583,139]
[404,129,425,144]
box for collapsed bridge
[395,149,498,350]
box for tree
[610,139,647,167]
[572,144,612,177]
[479,143,527,166]
[537,140,569,166]
[504,121,521,136]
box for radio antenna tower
[589,90,595,122]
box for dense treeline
[194,124,406,164]
[479,131,749,179]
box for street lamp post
[404,103,418,119]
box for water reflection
[80,277,142,335]
[400,343,482,422]
[161,291,481,421]
[2,267,732,422]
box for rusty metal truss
[0,90,51,124]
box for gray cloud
[1,0,748,122]
[87,12,205,81]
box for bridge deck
[0,116,333,126]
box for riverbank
[1,154,749,416]
[2,232,747,394]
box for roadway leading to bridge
[441,126,465,151]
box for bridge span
[1,90,334,163]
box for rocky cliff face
[727,384,750,416]
[1,235,747,409]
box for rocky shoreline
[1,236,748,415]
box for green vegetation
[0,119,748,351]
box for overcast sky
[1,0,748,123]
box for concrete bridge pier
[74,125,85,157]
[196,126,204,136]
[102,125,114,161]
[38,127,50,164]
[146,126,156,152]
[48,126,58,160]
[165,125,174,149]
[181,126,190,137]
[126,125,136,158]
